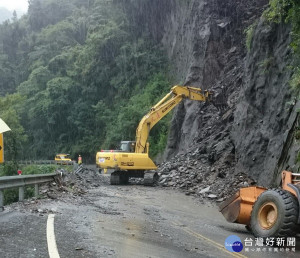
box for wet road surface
[0,175,299,257]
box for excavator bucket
[219,186,266,225]
[211,90,228,111]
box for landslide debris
[4,161,255,213]
[4,165,109,214]
[155,101,257,202]
[40,165,110,199]
[157,150,255,203]
[52,163,254,204]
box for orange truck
[219,171,300,237]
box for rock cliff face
[130,0,300,187]
[159,0,268,160]
[233,20,300,186]
[162,0,300,186]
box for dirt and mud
[1,165,299,257]
[157,148,256,203]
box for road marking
[172,221,247,258]
[47,214,60,258]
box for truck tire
[250,189,299,237]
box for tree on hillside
[0,0,171,161]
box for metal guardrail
[18,160,75,166]
[0,172,60,210]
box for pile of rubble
[42,162,255,204]
[38,165,109,200]
[63,165,109,189]
[5,162,256,213]
[157,151,256,203]
[4,165,109,214]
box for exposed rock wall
[127,0,300,187]
[159,0,300,186]
[160,0,268,159]
[233,20,298,186]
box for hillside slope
[0,0,299,190]
[136,0,299,188]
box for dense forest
[0,0,172,162]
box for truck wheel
[250,189,298,237]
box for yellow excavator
[96,85,215,185]
[219,170,300,237]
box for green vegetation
[245,22,258,51]
[265,1,300,93]
[0,0,172,163]
[265,1,300,164]
[265,0,300,52]
[290,67,300,90]
[264,0,292,23]
[258,57,275,74]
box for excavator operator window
[120,142,131,152]
[120,141,136,152]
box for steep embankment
[139,0,300,194]
[161,0,268,160]
[233,20,298,186]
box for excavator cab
[120,141,136,153]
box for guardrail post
[0,172,58,207]
[0,190,3,211]
[19,186,24,201]
[35,184,39,197]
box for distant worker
[78,155,82,165]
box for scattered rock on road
[156,152,256,203]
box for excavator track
[110,171,129,185]
[144,171,159,186]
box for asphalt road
[0,174,299,258]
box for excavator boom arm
[135,85,212,153]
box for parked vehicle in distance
[55,153,72,165]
